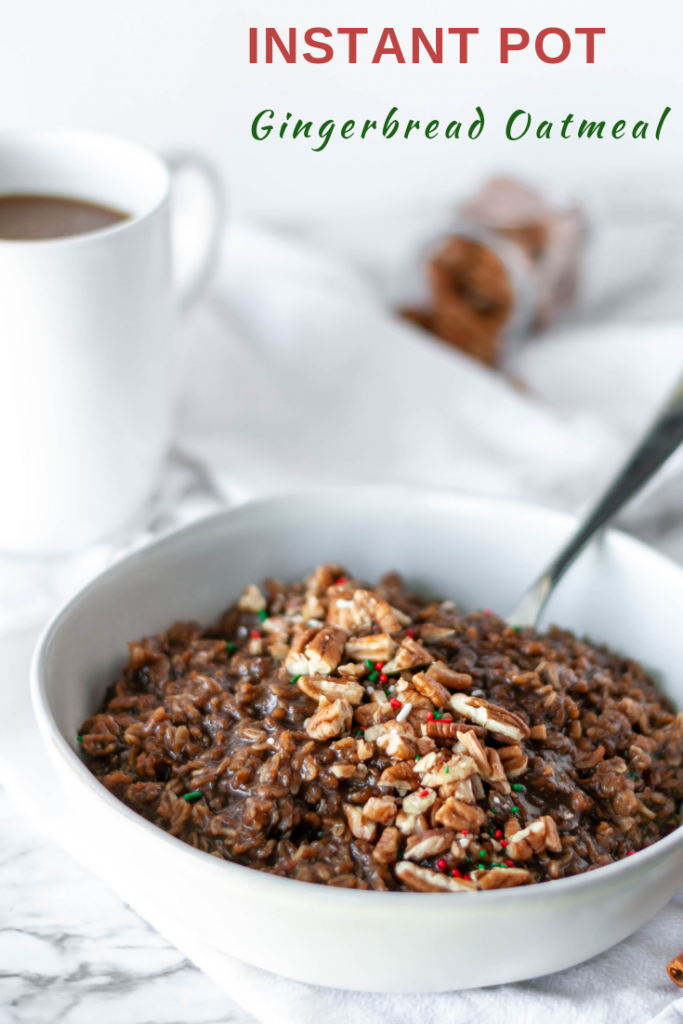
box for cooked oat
[80,565,683,892]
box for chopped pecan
[384,637,435,673]
[372,826,400,863]
[402,788,437,815]
[302,625,347,675]
[376,731,418,760]
[574,745,606,771]
[529,723,547,740]
[457,729,490,776]
[450,693,530,742]
[337,661,367,679]
[343,803,377,841]
[306,699,353,741]
[434,797,486,831]
[497,744,529,778]
[423,720,462,740]
[411,671,450,708]
[345,634,398,663]
[237,584,267,612]
[297,675,364,706]
[420,624,456,644]
[362,796,397,825]
[327,596,373,634]
[476,867,532,889]
[425,663,473,690]
[353,589,404,633]
[507,815,562,861]
[356,738,375,760]
[395,861,476,892]
[405,828,455,860]
[395,810,429,835]
[379,761,420,791]
[421,753,478,788]
[330,764,357,779]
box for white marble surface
[0,786,256,1024]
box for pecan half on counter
[80,566,683,892]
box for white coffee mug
[0,131,224,554]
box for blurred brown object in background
[667,951,683,986]
[404,177,585,366]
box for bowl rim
[31,485,683,909]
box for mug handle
[163,149,226,315]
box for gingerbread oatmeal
[79,565,683,892]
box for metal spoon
[508,373,683,628]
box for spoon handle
[508,373,683,628]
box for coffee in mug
[0,194,129,240]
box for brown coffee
[0,194,129,241]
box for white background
[0,0,680,222]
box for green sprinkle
[368,670,379,683]
[290,674,302,684]
[364,659,374,670]
[415,755,421,761]
[465,857,472,863]
[356,730,363,737]
[479,850,486,858]
[500,862,508,868]
[184,791,202,802]
[226,642,236,652]
[512,626,520,632]
[444,766,449,774]
[630,773,636,779]
[258,608,268,622]
[510,806,519,814]
[434,713,442,720]
[511,783,524,792]
[76,735,83,743]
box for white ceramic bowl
[32,487,683,992]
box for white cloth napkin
[4,210,683,1022]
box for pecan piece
[395,861,476,892]
[306,698,353,741]
[425,663,473,690]
[423,720,462,740]
[475,867,532,890]
[402,788,437,815]
[237,584,267,612]
[411,671,450,708]
[420,624,456,644]
[372,826,400,864]
[497,744,529,778]
[384,637,435,673]
[343,803,377,841]
[507,815,562,861]
[376,731,418,760]
[450,693,530,742]
[395,810,429,835]
[421,753,477,788]
[404,828,455,860]
[302,625,346,675]
[345,634,398,663]
[297,675,364,706]
[327,596,373,634]
[353,589,404,633]
[356,738,375,760]
[362,796,397,825]
[379,761,420,791]
[434,797,486,832]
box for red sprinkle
[419,790,430,798]
[249,629,260,638]
[500,840,508,848]
[379,673,388,684]
[451,868,462,878]
[627,851,636,856]
[505,859,514,867]
[334,577,347,585]
[390,698,402,709]
[406,629,414,638]
[484,609,491,615]
[426,711,434,721]
[437,859,447,871]
[463,873,471,881]
[375,662,384,671]
[461,829,468,836]
[441,716,452,722]
[494,830,502,839]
